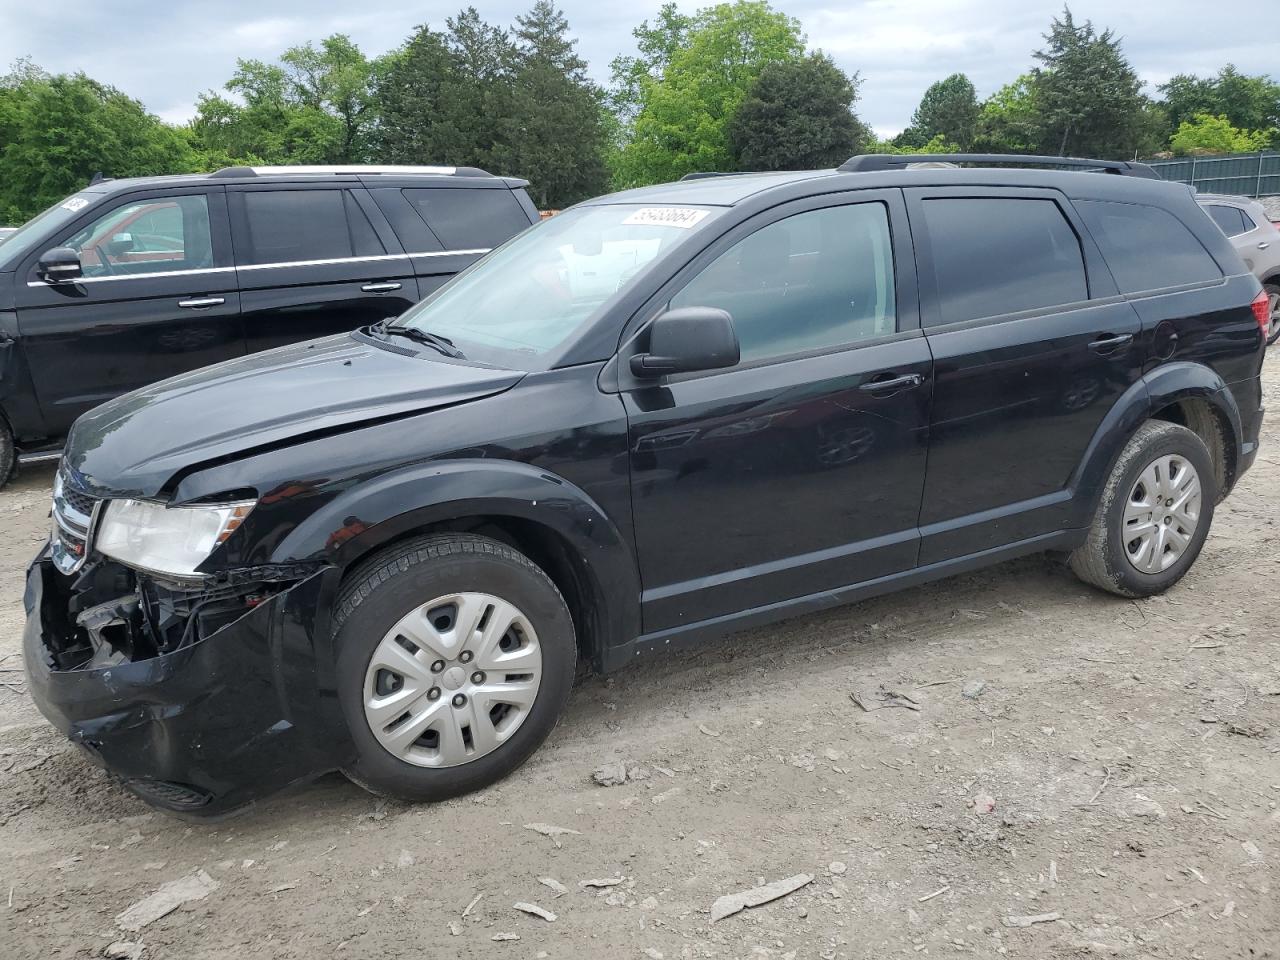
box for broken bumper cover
[22,552,355,817]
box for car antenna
[88,171,112,185]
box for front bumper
[22,551,354,818]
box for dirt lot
[2,356,1279,960]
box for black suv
[0,165,539,480]
[24,154,1267,816]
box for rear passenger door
[906,188,1144,563]
[366,184,535,298]
[229,184,419,351]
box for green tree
[972,75,1041,153]
[896,73,979,150]
[613,1,805,186]
[608,2,695,124]
[728,53,868,170]
[864,133,959,155]
[191,33,377,166]
[501,1,609,207]
[1169,113,1273,156]
[0,64,198,223]
[1030,8,1151,158]
[1159,66,1280,140]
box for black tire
[0,419,15,489]
[1265,283,1280,346]
[1069,420,1216,598]
[333,533,576,802]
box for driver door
[14,187,242,434]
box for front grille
[51,468,99,575]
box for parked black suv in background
[24,154,1267,817]
[0,165,539,481]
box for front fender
[1070,362,1243,524]
[272,458,641,661]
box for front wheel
[1069,420,1216,598]
[1265,283,1280,346]
[0,419,15,489]
[333,534,576,802]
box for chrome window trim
[25,249,490,286]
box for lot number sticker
[61,197,90,212]
[622,207,711,229]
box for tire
[333,534,576,802]
[1265,283,1280,347]
[1069,420,1216,598]
[0,419,15,489]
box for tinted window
[240,189,383,265]
[1076,200,1222,294]
[1205,204,1250,237]
[672,203,896,364]
[922,198,1087,325]
[64,195,213,278]
[403,188,530,250]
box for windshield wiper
[369,319,465,359]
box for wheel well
[1150,397,1233,499]
[341,516,601,669]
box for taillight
[1251,289,1270,334]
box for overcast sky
[1,1,1275,137]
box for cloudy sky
[1,0,1274,137]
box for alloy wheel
[1268,290,1280,343]
[1122,453,1202,574]
[362,592,543,767]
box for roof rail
[679,171,750,181]
[838,153,1160,179]
[209,164,495,179]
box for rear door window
[1205,204,1250,237]
[402,188,530,250]
[239,189,384,265]
[1076,200,1222,294]
[920,197,1088,325]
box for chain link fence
[1146,151,1280,197]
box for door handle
[176,297,225,309]
[859,373,923,394]
[1088,333,1134,354]
[361,282,403,293]
[1258,241,1271,250]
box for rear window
[402,188,530,250]
[240,189,384,265]
[1076,200,1222,294]
[1204,204,1251,238]
[921,197,1088,325]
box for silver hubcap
[1123,454,1202,574]
[362,592,542,768]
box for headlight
[95,498,255,578]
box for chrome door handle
[1258,241,1271,250]
[859,373,923,394]
[177,297,225,309]
[1089,333,1134,354]
[361,282,403,293]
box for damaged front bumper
[22,547,355,817]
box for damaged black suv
[24,154,1267,816]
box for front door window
[64,195,214,277]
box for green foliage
[728,54,867,170]
[1030,8,1153,158]
[864,134,958,155]
[0,64,199,223]
[608,3,694,124]
[1159,66,1280,141]
[1169,113,1274,156]
[612,1,805,186]
[190,33,377,166]
[896,73,979,150]
[972,75,1041,153]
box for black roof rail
[838,153,1160,179]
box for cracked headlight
[95,498,255,578]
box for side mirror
[630,307,740,378]
[37,247,83,283]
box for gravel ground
[1,354,1278,960]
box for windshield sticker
[61,197,90,212]
[622,207,711,229]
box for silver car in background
[1197,193,1280,344]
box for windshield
[0,191,103,271]
[394,203,724,368]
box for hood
[66,334,523,497]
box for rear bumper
[22,551,354,818]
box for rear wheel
[1069,420,1216,598]
[1265,283,1280,346]
[0,419,15,489]
[333,534,576,802]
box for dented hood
[65,334,523,497]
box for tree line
[2,1,1279,224]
